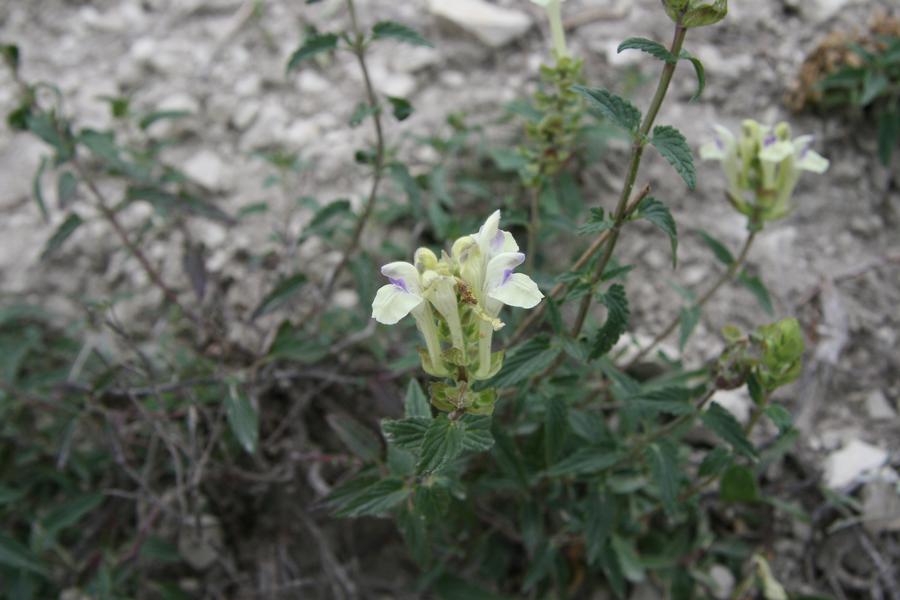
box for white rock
[428,0,532,48]
[285,120,319,147]
[866,390,897,420]
[862,478,900,534]
[297,70,331,95]
[158,92,201,115]
[824,439,889,490]
[184,150,230,190]
[232,101,260,130]
[709,565,735,600]
[389,46,441,73]
[799,0,855,22]
[712,388,752,425]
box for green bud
[752,318,804,391]
[661,0,727,28]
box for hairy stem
[321,0,386,300]
[624,228,757,369]
[570,23,687,339]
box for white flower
[528,0,569,58]
[454,210,543,377]
[372,261,447,375]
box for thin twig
[624,228,757,369]
[320,0,386,302]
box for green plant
[0,0,838,597]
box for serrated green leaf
[698,446,732,478]
[251,273,307,320]
[877,110,898,166]
[349,102,376,127]
[544,396,567,464]
[417,416,464,474]
[372,21,433,48]
[545,445,621,477]
[404,379,431,419]
[646,442,679,517]
[381,417,431,451]
[299,198,352,242]
[387,445,415,476]
[225,385,258,454]
[651,125,696,189]
[577,207,614,235]
[738,272,774,315]
[678,305,701,351]
[40,213,83,261]
[414,484,450,520]
[267,321,328,362]
[0,534,48,577]
[638,197,678,267]
[590,284,630,359]
[697,229,734,265]
[679,49,706,101]
[586,491,615,565]
[720,464,759,502]
[335,477,410,517]
[611,535,645,583]
[861,70,888,107]
[286,32,338,72]
[701,402,757,459]
[387,96,413,121]
[630,386,694,416]
[485,335,561,389]
[618,37,676,63]
[568,409,608,443]
[460,414,494,452]
[327,413,381,461]
[573,86,642,132]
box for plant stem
[623,228,757,369]
[321,0,386,301]
[526,186,540,273]
[570,23,687,340]
[507,185,649,347]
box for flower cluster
[700,120,829,226]
[660,0,728,28]
[372,211,543,413]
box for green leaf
[698,446,732,478]
[286,32,338,72]
[545,445,621,477]
[646,442,679,517]
[0,534,48,577]
[697,229,734,265]
[417,416,464,474]
[637,197,678,267]
[877,110,898,167]
[860,70,888,106]
[349,102,377,127]
[381,417,431,451]
[434,575,509,600]
[701,402,757,459]
[251,273,307,320]
[486,335,561,389]
[57,171,78,207]
[590,284,630,359]
[617,37,676,63]
[577,207,615,235]
[678,305,701,351]
[225,384,258,454]
[40,213,83,261]
[630,387,694,416]
[738,272,774,315]
[138,110,191,131]
[126,186,234,224]
[43,493,103,539]
[27,112,73,161]
[586,491,615,565]
[765,403,793,433]
[543,396,567,464]
[267,322,328,362]
[651,125,696,189]
[611,535,646,583]
[404,379,431,419]
[460,414,494,453]
[327,413,381,461]
[372,21,433,48]
[335,477,410,517]
[679,49,706,101]
[573,86,642,132]
[32,155,49,222]
[719,464,759,502]
[387,96,413,121]
[299,198,352,242]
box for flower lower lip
[389,277,409,292]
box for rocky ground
[1,0,898,597]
